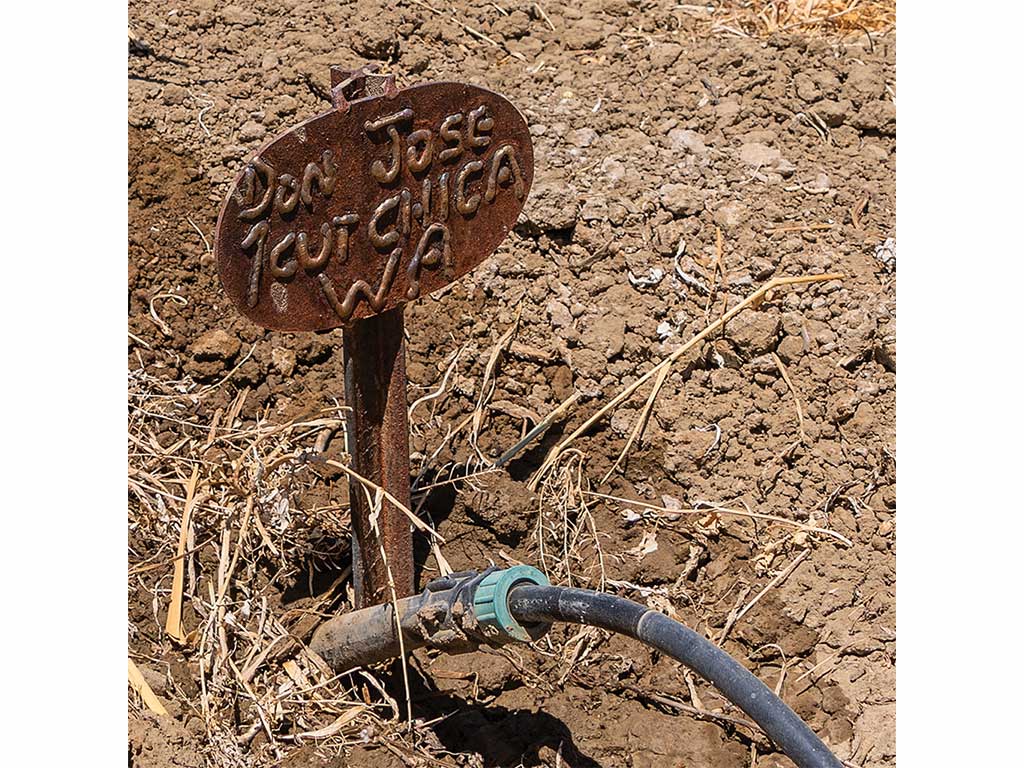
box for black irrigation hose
[508,584,843,768]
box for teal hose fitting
[311,566,553,672]
[472,565,551,643]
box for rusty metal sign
[215,76,534,330]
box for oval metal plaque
[215,81,534,330]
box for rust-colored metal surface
[215,67,534,610]
[214,75,534,331]
[334,69,416,608]
[343,306,415,607]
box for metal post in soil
[331,67,415,608]
[214,63,534,611]
[341,305,415,606]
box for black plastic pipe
[508,584,843,768]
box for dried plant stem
[165,466,201,643]
[186,216,211,254]
[408,344,465,423]
[129,658,168,715]
[129,534,217,575]
[324,459,443,541]
[359,483,414,728]
[412,411,475,488]
[718,548,811,644]
[495,390,582,468]
[533,2,555,30]
[530,273,844,489]
[602,364,670,482]
[772,352,807,443]
[470,309,521,463]
[716,585,752,647]
[197,342,257,395]
[734,548,810,626]
[624,683,760,733]
[284,706,367,741]
[586,491,852,547]
[412,466,501,493]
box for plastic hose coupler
[472,565,551,643]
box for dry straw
[130,271,851,764]
[711,1,896,38]
[128,369,428,765]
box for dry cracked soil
[128,2,895,767]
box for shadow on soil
[382,661,602,768]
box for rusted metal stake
[333,68,415,608]
[214,63,534,612]
[342,307,415,607]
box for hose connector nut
[472,565,551,643]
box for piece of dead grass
[587,490,852,547]
[713,1,896,39]
[165,466,201,643]
[128,658,168,715]
[772,352,807,443]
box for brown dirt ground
[128,2,895,767]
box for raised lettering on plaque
[215,81,534,331]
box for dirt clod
[191,329,239,361]
[660,182,704,217]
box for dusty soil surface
[128,2,895,767]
